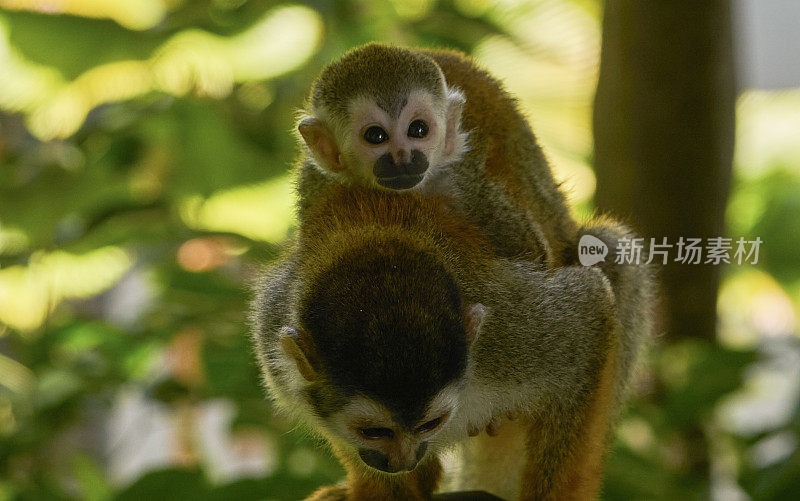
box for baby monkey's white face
[298,86,466,191]
[344,90,449,190]
[325,386,460,474]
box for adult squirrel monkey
[295,43,576,263]
[251,188,654,500]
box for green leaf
[114,469,209,501]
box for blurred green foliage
[0,1,799,500]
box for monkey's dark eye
[363,126,389,144]
[407,119,428,139]
[416,416,442,433]
[359,427,394,440]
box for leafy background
[0,0,798,499]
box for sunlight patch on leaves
[0,0,169,31]
[180,175,296,244]
[0,245,132,331]
[0,5,323,140]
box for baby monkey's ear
[443,87,467,161]
[297,116,343,174]
[464,303,487,346]
[279,326,320,382]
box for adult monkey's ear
[279,326,320,382]
[464,303,487,347]
[297,115,344,173]
[442,86,467,161]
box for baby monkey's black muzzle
[373,149,428,190]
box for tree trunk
[593,0,736,343]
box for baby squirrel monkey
[296,43,576,263]
[252,187,649,501]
